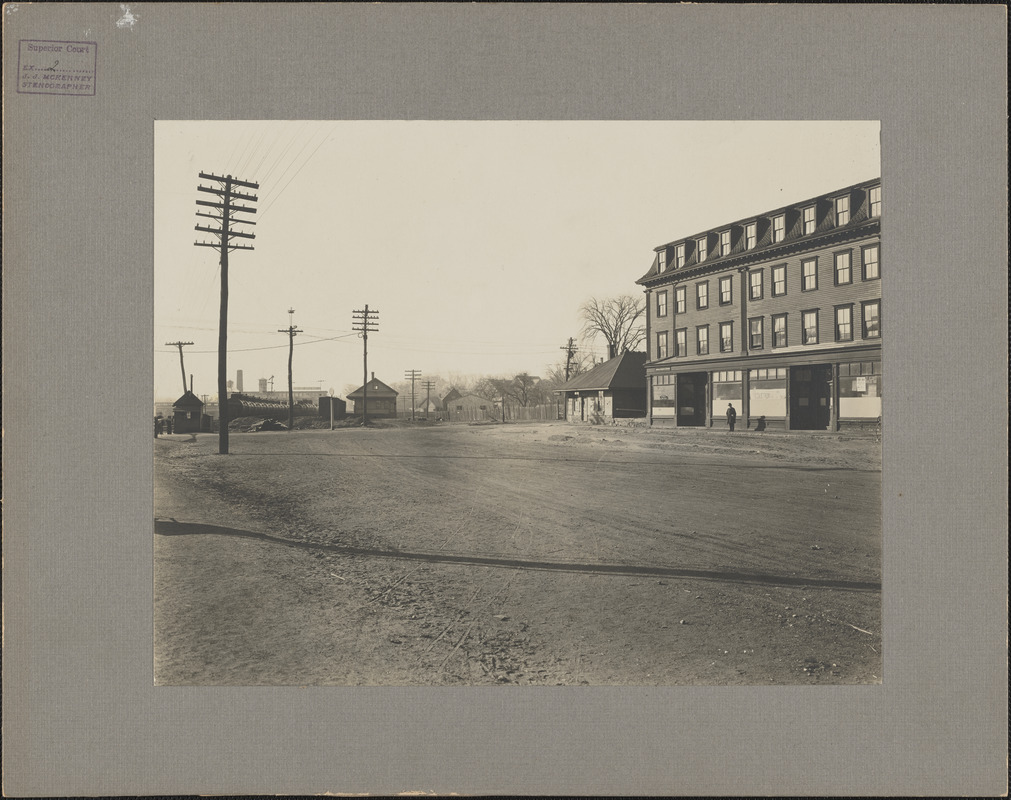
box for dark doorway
[676,372,708,427]
[789,364,831,430]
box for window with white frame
[869,186,881,217]
[803,206,816,234]
[749,317,763,349]
[656,331,669,359]
[675,286,686,314]
[656,290,668,317]
[745,222,757,249]
[719,275,733,305]
[720,230,731,256]
[675,243,686,268]
[802,309,819,344]
[863,244,880,280]
[772,313,788,347]
[658,250,666,271]
[696,325,709,355]
[772,264,786,296]
[720,322,733,353]
[696,236,708,262]
[835,305,853,341]
[696,281,709,309]
[835,195,850,225]
[802,258,818,291]
[749,269,763,300]
[675,328,687,357]
[834,251,852,285]
[862,300,880,338]
[772,214,785,243]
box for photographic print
[154,120,882,686]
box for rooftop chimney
[189,374,193,393]
[371,371,375,381]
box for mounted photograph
[153,120,882,686]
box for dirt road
[154,422,881,685]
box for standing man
[726,402,737,432]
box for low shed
[556,351,647,423]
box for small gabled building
[172,390,206,433]
[446,393,495,422]
[346,373,398,419]
[556,351,648,423]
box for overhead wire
[259,127,333,219]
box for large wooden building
[636,178,882,431]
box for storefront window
[838,362,882,418]
[749,368,787,418]
[651,374,676,416]
[712,370,743,414]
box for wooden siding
[646,232,880,364]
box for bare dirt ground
[154,421,881,686]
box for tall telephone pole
[351,305,379,424]
[194,171,258,455]
[422,380,435,420]
[404,369,421,421]
[165,341,194,395]
[278,307,302,430]
[560,337,578,381]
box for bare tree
[579,295,646,359]
[544,352,595,386]
[510,373,541,407]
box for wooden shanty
[172,390,205,433]
[346,373,398,419]
[556,351,648,423]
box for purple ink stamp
[17,40,97,96]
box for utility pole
[404,369,421,421]
[194,171,258,455]
[278,307,302,430]
[351,305,379,424]
[422,380,435,420]
[165,341,194,396]
[560,337,578,381]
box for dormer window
[658,250,666,271]
[675,243,686,268]
[869,186,881,217]
[745,222,757,250]
[720,230,731,256]
[772,215,785,243]
[803,206,816,235]
[835,195,850,225]
[696,237,708,262]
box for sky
[154,121,879,401]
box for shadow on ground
[154,518,880,593]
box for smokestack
[236,370,244,392]
[371,371,375,381]
[189,374,193,393]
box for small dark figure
[726,403,737,432]
[155,417,164,437]
[165,417,173,435]
[755,415,767,432]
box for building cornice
[638,219,880,290]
